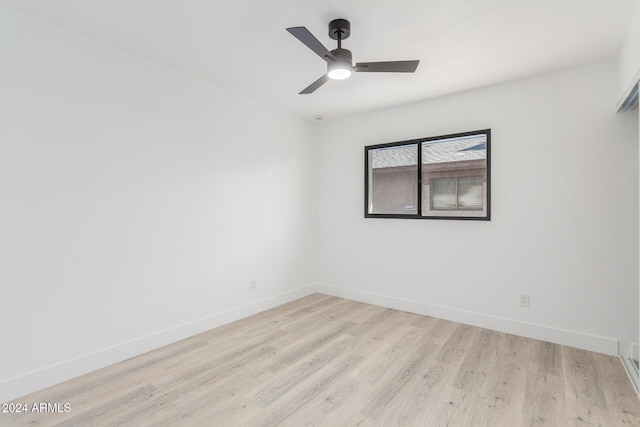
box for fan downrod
[329,19,350,40]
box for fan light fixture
[286,19,420,94]
[328,62,352,80]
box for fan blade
[355,60,419,73]
[286,27,336,63]
[299,74,330,94]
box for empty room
[2,0,640,426]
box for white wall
[316,61,639,356]
[0,7,316,402]
[618,1,640,105]
[617,4,640,107]
[618,0,640,365]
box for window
[431,177,483,210]
[365,129,490,220]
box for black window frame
[364,129,491,221]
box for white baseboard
[314,283,620,357]
[0,284,316,404]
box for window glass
[458,178,483,210]
[431,179,457,210]
[367,144,418,215]
[431,177,484,210]
[421,133,488,218]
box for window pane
[431,178,457,210]
[422,134,487,165]
[368,144,418,214]
[421,132,488,218]
[458,178,483,210]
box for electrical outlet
[249,280,256,291]
[520,294,530,307]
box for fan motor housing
[330,48,352,65]
[329,19,350,40]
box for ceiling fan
[286,19,420,94]
[287,19,420,95]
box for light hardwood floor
[2,294,639,426]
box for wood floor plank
[264,320,356,373]
[342,303,386,324]
[348,324,426,381]
[424,318,458,345]
[436,322,479,367]
[483,334,530,426]
[349,319,407,357]
[247,293,330,321]
[247,353,364,427]
[280,298,370,335]
[522,372,566,426]
[346,329,443,422]
[451,328,502,394]
[421,385,491,426]
[285,295,340,319]
[529,340,563,377]
[591,352,640,426]
[346,307,398,337]
[250,334,357,408]
[154,397,262,427]
[153,329,287,389]
[360,339,438,419]
[278,376,360,427]
[0,415,14,427]
[5,295,639,426]
[376,358,455,426]
[410,314,439,331]
[562,346,611,426]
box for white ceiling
[2,0,638,120]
